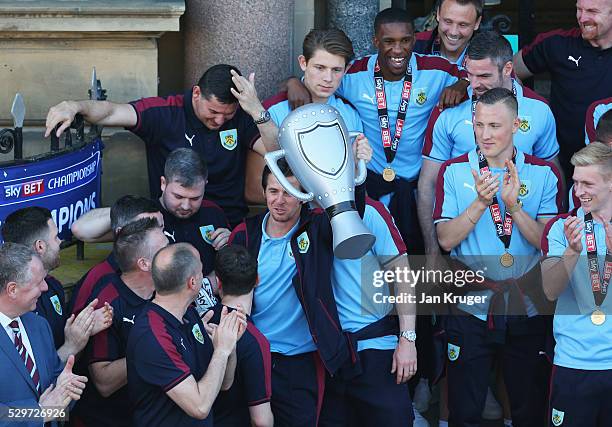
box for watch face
[401,331,416,341]
[256,110,271,124]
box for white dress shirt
[0,310,39,370]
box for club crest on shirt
[50,294,62,316]
[192,324,205,344]
[415,88,428,105]
[552,408,564,426]
[518,181,530,198]
[199,225,215,245]
[297,231,310,254]
[518,116,531,133]
[220,129,238,151]
[447,343,460,361]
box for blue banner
[0,140,102,241]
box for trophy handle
[349,131,367,185]
[264,149,314,202]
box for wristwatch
[507,199,523,215]
[254,109,271,125]
[399,330,417,342]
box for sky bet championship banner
[0,140,102,241]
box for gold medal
[591,309,606,326]
[500,252,514,268]
[382,167,396,182]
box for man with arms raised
[46,65,278,226]
[541,142,612,427]
[235,28,367,198]
[229,141,370,426]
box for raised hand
[563,216,584,254]
[91,301,113,336]
[501,159,520,208]
[64,299,96,354]
[209,228,231,251]
[230,70,265,119]
[471,169,500,206]
[40,355,88,415]
[200,309,217,340]
[213,306,239,356]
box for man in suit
[0,242,88,426]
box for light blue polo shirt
[423,81,559,163]
[268,94,363,133]
[337,53,462,180]
[434,149,561,318]
[251,213,316,355]
[332,203,404,352]
[544,208,612,370]
[585,99,612,145]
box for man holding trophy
[231,27,418,426]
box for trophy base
[331,211,376,259]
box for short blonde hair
[571,142,612,176]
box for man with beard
[45,64,279,226]
[70,148,230,314]
[419,30,561,278]
[513,0,612,181]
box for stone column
[327,0,380,58]
[184,0,294,100]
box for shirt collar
[149,302,186,329]
[261,212,300,242]
[111,274,153,307]
[468,147,524,170]
[0,310,17,331]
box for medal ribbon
[583,213,612,307]
[476,148,516,253]
[374,59,413,165]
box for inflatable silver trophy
[264,104,376,259]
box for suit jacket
[0,312,63,427]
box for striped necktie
[9,320,40,395]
